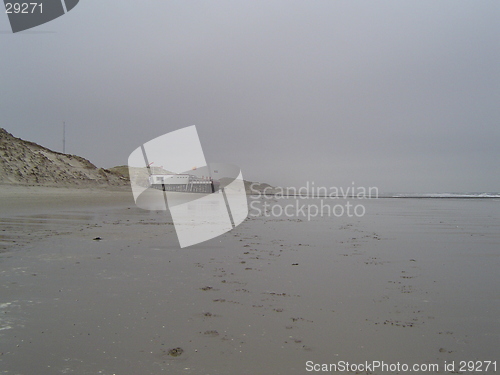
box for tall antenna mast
[63,121,66,153]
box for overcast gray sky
[1,1,499,192]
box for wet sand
[0,187,499,374]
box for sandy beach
[0,187,498,374]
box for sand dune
[0,128,272,194]
[0,128,127,187]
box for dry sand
[0,187,499,374]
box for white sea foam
[391,192,500,198]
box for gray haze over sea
[1,1,499,192]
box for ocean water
[390,192,500,198]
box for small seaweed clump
[168,347,184,357]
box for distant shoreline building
[148,174,220,193]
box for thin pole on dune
[63,121,66,154]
